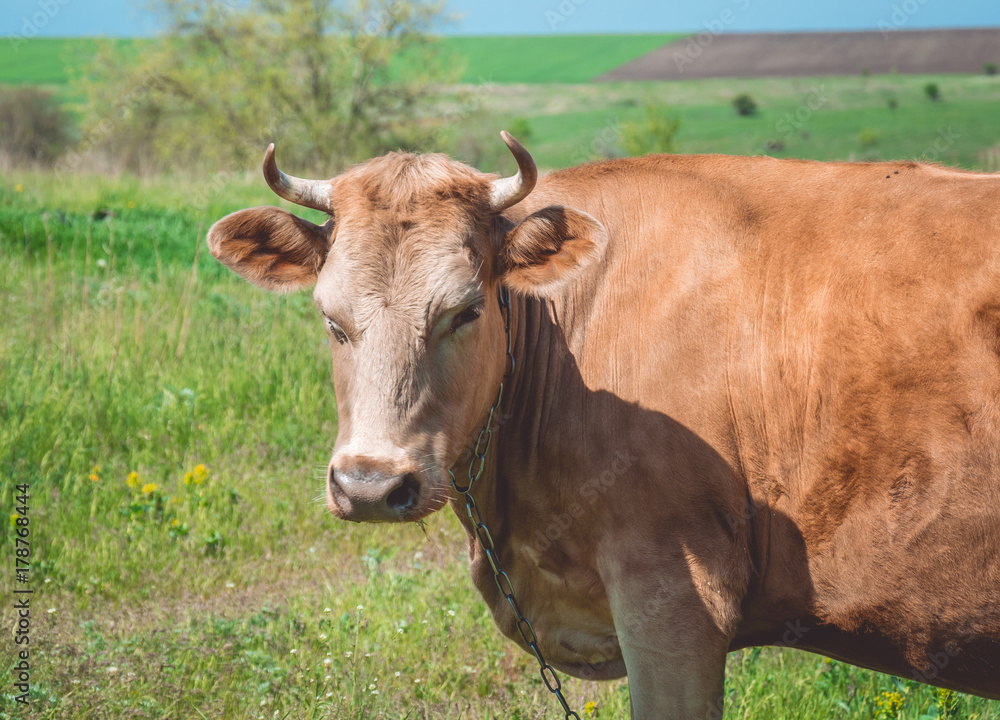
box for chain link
[450,284,580,720]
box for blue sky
[4,0,1000,37]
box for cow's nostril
[386,474,420,512]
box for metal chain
[450,284,581,720]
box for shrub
[0,85,74,166]
[858,128,880,148]
[985,62,998,76]
[924,82,941,102]
[887,98,898,111]
[623,103,681,156]
[732,93,758,117]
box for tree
[77,0,452,174]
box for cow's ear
[498,206,607,296]
[207,206,333,291]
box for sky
[4,0,1000,38]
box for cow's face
[208,134,606,523]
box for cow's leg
[607,573,733,719]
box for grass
[1,35,679,88]
[0,37,143,86]
[439,34,684,84]
[462,73,1000,170]
[2,169,1000,719]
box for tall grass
[1,173,999,719]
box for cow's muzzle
[327,457,426,523]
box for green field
[3,167,1000,720]
[2,31,1000,720]
[0,35,679,87]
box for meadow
[3,34,1000,720]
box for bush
[0,85,74,166]
[924,82,941,102]
[732,93,758,117]
[623,103,681,156]
[858,128,880,148]
[887,98,898,111]
[985,62,998,76]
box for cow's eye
[326,318,348,344]
[450,301,484,333]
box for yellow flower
[89,473,99,482]
[193,464,209,484]
[126,471,140,489]
[584,701,597,717]
[89,464,100,482]
[141,483,160,495]
[170,517,180,527]
[9,512,19,527]
[183,472,194,485]
[14,184,23,193]
[127,200,136,209]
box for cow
[207,132,1000,718]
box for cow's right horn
[490,131,538,212]
[263,143,332,214]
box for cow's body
[209,140,1000,718]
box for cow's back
[525,155,1000,695]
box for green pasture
[2,169,1000,719]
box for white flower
[369,683,377,690]
[356,604,364,611]
[324,607,332,613]
[225,581,235,588]
[326,691,334,697]
[344,651,352,657]
[414,678,422,684]
[319,633,327,640]
[47,608,56,614]
[324,658,332,666]
[394,671,401,677]
[396,628,404,634]
[107,666,118,674]
[447,610,455,616]
[289,649,297,654]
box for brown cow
[208,133,1000,718]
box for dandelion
[89,465,100,483]
[10,512,20,527]
[584,700,597,717]
[126,471,140,489]
[170,518,180,527]
[141,483,159,495]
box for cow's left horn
[262,143,332,214]
[490,131,537,212]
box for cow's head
[207,133,606,522]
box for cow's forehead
[314,152,495,322]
